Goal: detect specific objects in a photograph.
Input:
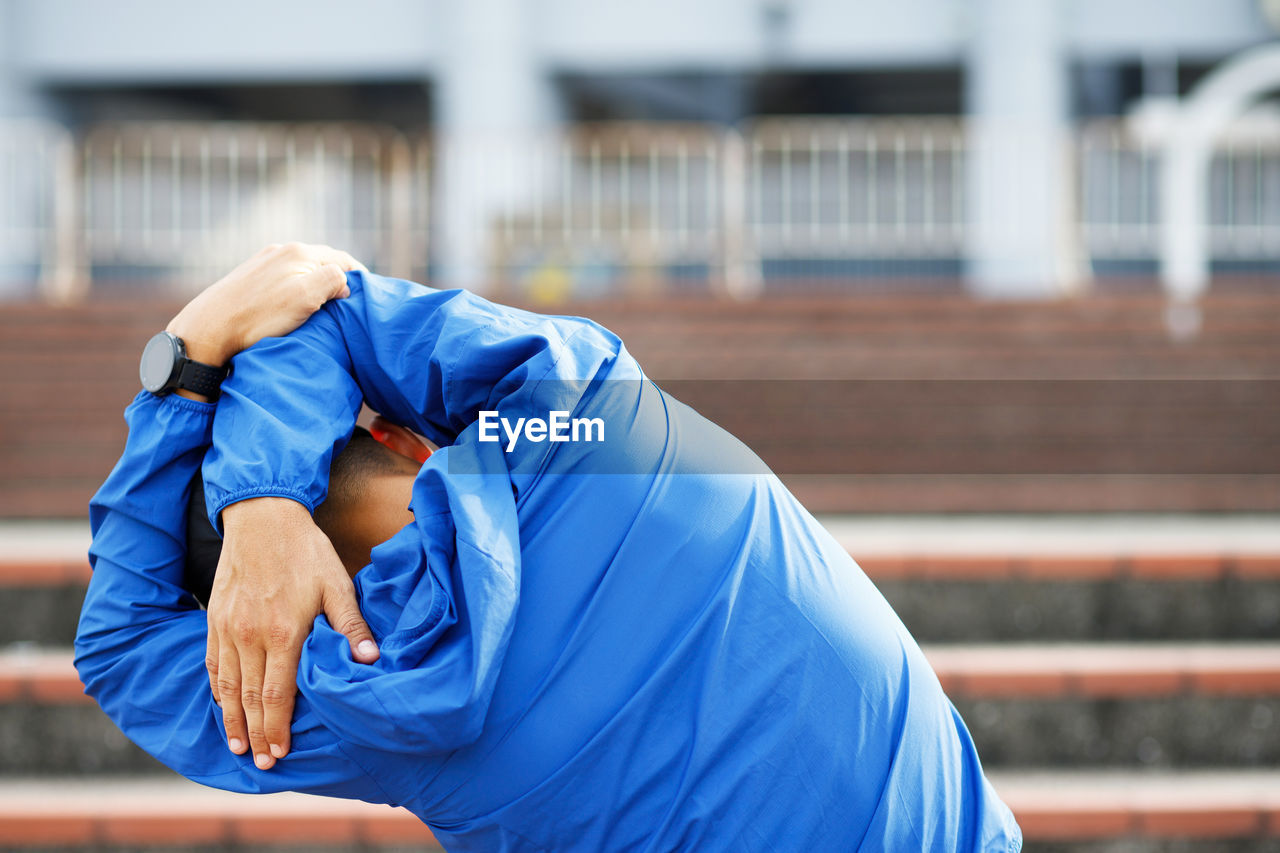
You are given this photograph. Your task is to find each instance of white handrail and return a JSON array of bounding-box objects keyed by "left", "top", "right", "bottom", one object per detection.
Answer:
[
  {"left": 1, "top": 115, "right": 1277, "bottom": 303},
  {"left": 1161, "top": 44, "right": 1280, "bottom": 306}
]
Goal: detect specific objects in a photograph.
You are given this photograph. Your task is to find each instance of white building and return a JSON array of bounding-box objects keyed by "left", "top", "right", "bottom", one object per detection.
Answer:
[{"left": 0, "top": 0, "right": 1276, "bottom": 298}]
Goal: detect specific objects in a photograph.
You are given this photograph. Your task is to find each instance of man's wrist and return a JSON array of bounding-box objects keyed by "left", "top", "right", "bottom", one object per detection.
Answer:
[
  {"left": 163, "top": 318, "right": 234, "bottom": 401},
  {"left": 164, "top": 326, "right": 232, "bottom": 369},
  {"left": 222, "top": 495, "right": 312, "bottom": 532}
]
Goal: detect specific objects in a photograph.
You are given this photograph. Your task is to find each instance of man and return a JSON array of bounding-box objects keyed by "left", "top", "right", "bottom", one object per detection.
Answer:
[{"left": 77, "top": 244, "right": 1022, "bottom": 852}]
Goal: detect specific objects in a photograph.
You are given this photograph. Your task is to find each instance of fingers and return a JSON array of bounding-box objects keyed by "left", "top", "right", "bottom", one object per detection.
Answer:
[
  {"left": 279, "top": 242, "right": 367, "bottom": 273},
  {"left": 206, "top": 624, "right": 221, "bottom": 707},
  {"left": 328, "top": 247, "right": 367, "bottom": 273},
  {"left": 234, "top": 641, "right": 275, "bottom": 770},
  {"left": 216, "top": 642, "right": 250, "bottom": 759},
  {"left": 299, "top": 262, "right": 351, "bottom": 304},
  {"left": 207, "top": 502, "right": 353, "bottom": 772},
  {"left": 261, "top": 645, "right": 299, "bottom": 761},
  {"left": 323, "top": 582, "right": 380, "bottom": 664},
  {"left": 314, "top": 245, "right": 367, "bottom": 273}
]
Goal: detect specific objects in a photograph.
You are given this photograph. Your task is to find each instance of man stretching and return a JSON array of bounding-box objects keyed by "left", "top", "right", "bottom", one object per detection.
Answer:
[{"left": 77, "top": 244, "right": 1022, "bottom": 852}]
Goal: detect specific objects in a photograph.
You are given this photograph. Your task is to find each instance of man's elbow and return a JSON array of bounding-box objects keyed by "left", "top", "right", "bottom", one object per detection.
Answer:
[
  {"left": 73, "top": 622, "right": 114, "bottom": 706},
  {"left": 72, "top": 599, "right": 135, "bottom": 710}
]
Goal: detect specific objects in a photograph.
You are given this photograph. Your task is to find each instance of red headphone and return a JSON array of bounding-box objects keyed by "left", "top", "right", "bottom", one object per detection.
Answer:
[{"left": 369, "top": 419, "right": 433, "bottom": 464}]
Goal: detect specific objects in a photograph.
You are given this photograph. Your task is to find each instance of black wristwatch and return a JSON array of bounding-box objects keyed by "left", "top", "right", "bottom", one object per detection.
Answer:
[{"left": 139, "top": 331, "right": 229, "bottom": 400}]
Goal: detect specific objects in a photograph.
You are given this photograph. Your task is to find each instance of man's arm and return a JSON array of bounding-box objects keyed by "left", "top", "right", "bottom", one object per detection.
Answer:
[
  {"left": 74, "top": 392, "right": 389, "bottom": 801},
  {"left": 205, "top": 270, "right": 632, "bottom": 517},
  {"left": 92, "top": 242, "right": 382, "bottom": 775},
  {"left": 201, "top": 271, "right": 635, "bottom": 763}
]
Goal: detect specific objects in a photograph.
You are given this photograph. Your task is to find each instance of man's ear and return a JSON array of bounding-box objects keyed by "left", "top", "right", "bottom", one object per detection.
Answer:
[{"left": 369, "top": 415, "right": 433, "bottom": 463}]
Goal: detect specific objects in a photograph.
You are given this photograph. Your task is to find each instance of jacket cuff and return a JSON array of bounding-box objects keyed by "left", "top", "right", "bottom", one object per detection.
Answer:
[{"left": 206, "top": 486, "right": 314, "bottom": 536}]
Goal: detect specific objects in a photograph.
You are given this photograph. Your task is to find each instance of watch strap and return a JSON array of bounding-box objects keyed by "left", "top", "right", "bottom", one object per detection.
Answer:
[{"left": 176, "top": 359, "right": 229, "bottom": 400}]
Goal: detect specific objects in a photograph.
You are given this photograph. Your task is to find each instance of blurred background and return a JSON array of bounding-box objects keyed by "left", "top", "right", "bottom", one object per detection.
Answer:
[{"left": 0, "top": 0, "right": 1278, "bottom": 851}]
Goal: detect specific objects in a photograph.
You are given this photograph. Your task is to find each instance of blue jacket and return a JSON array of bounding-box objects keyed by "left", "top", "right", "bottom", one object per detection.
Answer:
[{"left": 77, "top": 272, "right": 1022, "bottom": 852}]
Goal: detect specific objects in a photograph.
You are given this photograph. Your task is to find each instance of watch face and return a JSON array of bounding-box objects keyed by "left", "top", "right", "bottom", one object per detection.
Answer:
[{"left": 140, "top": 332, "right": 179, "bottom": 393}]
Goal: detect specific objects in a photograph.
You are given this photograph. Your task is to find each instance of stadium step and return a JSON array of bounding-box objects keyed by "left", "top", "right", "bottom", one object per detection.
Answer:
[
  {"left": 5, "top": 515, "right": 1280, "bottom": 644},
  {"left": 0, "top": 772, "right": 1277, "bottom": 851},
  {"left": 5, "top": 292, "right": 1280, "bottom": 516},
  {"left": 7, "top": 644, "right": 1278, "bottom": 707},
  {"left": 6, "top": 553, "right": 1279, "bottom": 644},
  {"left": 4, "top": 643, "right": 1279, "bottom": 775},
  {"left": 990, "top": 769, "right": 1280, "bottom": 850},
  {"left": 4, "top": 518, "right": 1279, "bottom": 848},
  {"left": 871, "top": 554, "right": 1280, "bottom": 642},
  {"left": 0, "top": 776, "right": 440, "bottom": 850}
]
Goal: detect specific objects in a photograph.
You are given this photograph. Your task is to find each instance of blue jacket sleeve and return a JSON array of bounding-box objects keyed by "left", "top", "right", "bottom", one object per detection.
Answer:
[
  {"left": 198, "top": 272, "right": 644, "bottom": 765},
  {"left": 202, "top": 270, "right": 634, "bottom": 525},
  {"left": 75, "top": 391, "right": 393, "bottom": 804}
]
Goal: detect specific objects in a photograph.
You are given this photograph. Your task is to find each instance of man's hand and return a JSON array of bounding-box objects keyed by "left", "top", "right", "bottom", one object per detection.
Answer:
[
  {"left": 166, "top": 242, "right": 364, "bottom": 373},
  {"left": 208, "top": 497, "right": 380, "bottom": 770},
  {"left": 180, "top": 243, "right": 372, "bottom": 769}
]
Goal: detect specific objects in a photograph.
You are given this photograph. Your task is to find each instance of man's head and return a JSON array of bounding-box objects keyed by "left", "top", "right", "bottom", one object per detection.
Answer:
[
  {"left": 313, "top": 425, "right": 421, "bottom": 575},
  {"left": 185, "top": 422, "right": 427, "bottom": 607}
]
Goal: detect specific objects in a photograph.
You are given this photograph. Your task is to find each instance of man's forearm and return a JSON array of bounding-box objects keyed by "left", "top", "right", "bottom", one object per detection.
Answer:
[
  {"left": 203, "top": 271, "right": 628, "bottom": 520},
  {"left": 77, "top": 393, "right": 217, "bottom": 766},
  {"left": 77, "top": 361, "right": 384, "bottom": 799}
]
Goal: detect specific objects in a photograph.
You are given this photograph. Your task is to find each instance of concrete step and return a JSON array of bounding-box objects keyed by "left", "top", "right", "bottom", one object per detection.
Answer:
[
  {"left": 0, "top": 771, "right": 1277, "bottom": 850},
  {"left": 990, "top": 769, "right": 1280, "bottom": 849},
  {"left": 0, "top": 776, "right": 439, "bottom": 851},
  {"left": 5, "top": 564, "right": 1278, "bottom": 644},
  {"left": 875, "top": 570, "right": 1280, "bottom": 643},
  {"left": 937, "top": 643, "right": 1280, "bottom": 768},
  {"left": 4, "top": 644, "right": 1279, "bottom": 775},
  {"left": 5, "top": 515, "right": 1280, "bottom": 644}
]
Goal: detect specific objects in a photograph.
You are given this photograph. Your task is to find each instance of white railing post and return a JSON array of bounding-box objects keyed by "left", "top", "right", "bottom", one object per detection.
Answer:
[
  {"left": 41, "top": 126, "right": 85, "bottom": 304},
  {"left": 720, "top": 128, "right": 760, "bottom": 300},
  {"left": 387, "top": 133, "right": 415, "bottom": 281},
  {"left": 1160, "top": 44, "right": 1280, "bottom": 337}
]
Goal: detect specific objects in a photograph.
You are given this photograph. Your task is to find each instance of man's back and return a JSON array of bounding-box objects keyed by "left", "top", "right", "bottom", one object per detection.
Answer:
[{"left": 334, "top": 370, "right": 1020, "bottom": 851}]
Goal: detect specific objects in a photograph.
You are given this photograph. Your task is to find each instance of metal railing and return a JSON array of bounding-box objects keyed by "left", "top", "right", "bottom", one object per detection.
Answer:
[
  {"left": 465, "top": 124, "right": 727, "bottom": 298},
  {"left": 77, "top": 122, "right": 426, "bottom": 295},
  {"left": 1079, "top": 117, "right": 1280, "bottom": 265},
  {"left": 1, "top": 116, "right": 1277, "bottom": 301},
  {"left": 0, "top": 120, "right": 77, "bottom": 301},
  {"left": 745, "top": 119, "right": 966, "bottom": 258}
]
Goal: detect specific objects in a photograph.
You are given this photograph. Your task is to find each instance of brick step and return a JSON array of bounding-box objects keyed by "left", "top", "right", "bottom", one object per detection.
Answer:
[
  {"left": 19, "top": 476, "right": 1277, "bottom": 518},
  {"left": 6, "top": 290, "right": 1279, "bottom": 326},
  {"left": 788, "top": 476, "right": 1280, "bottom": 514},
  {"left": 12, "top": 474, "right": 1272, "bottom": 521},
  {"left": 990, "top": 769, "right": 1280, "bottom": 847},
  {"left": 8, "top": 323, "right": 1278, "bottom": 353},
  {"left": 9, "top": 644, "right": 1268, "bottom": 705},
  {"left": 6, "top": 302, "right": 1279, "bottom": 371},
  {"left": 6, "top": 292, "right": 1280, "bottom": 517},
  {"left": 5, "top": 551, "right": 1279, "bottom": 645},
  {"left": 9, "top": 439, "right": 1278, "bottom": 485},
  {"left": 3, "top": 645, "right": 1278, "bottom": 775},
  {"left": 0, "top": 776, "right": 439, "bottom": 850},
  {"left": 0, "top": 771, "right": 1277, "bottom": 850},
  {"left": 7, "top": 343, "right": 1278, "bottom": 382}
]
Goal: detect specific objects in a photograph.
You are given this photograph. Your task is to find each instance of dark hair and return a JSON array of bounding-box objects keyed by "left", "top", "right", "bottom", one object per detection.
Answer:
[
  {"left": 183, "top": 425, "right": 410, "bottom": 607},
  {"left": 317, "top": 426, "right": 412, "bottom": 524}
]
